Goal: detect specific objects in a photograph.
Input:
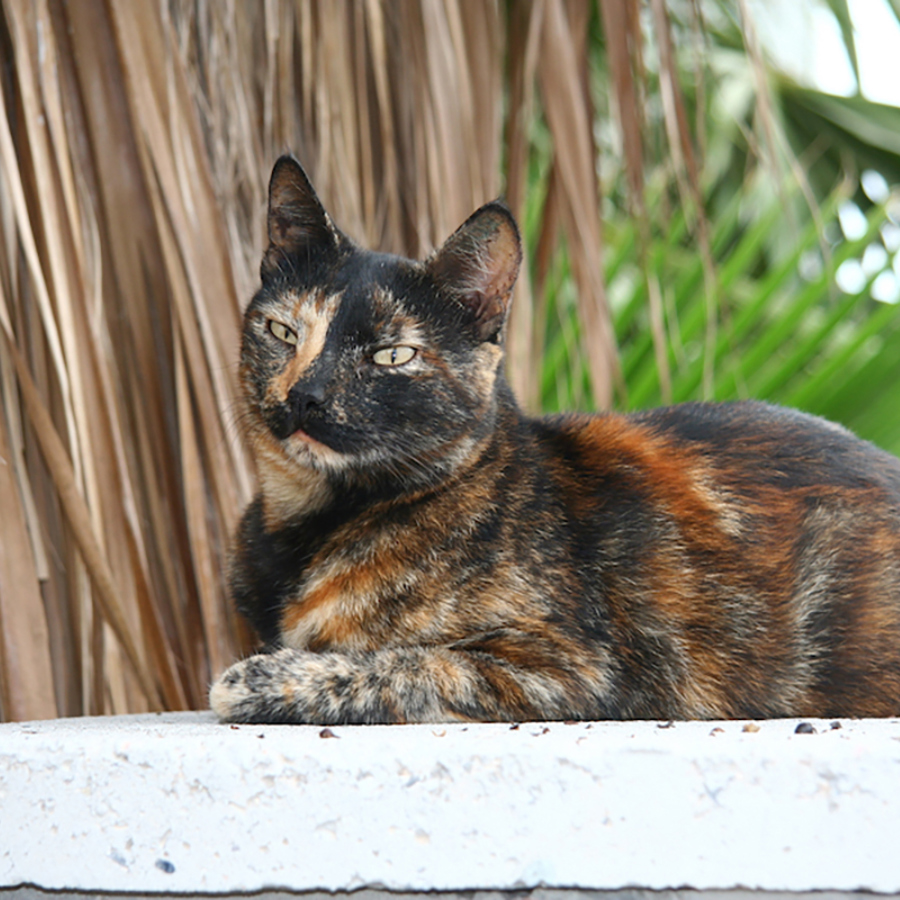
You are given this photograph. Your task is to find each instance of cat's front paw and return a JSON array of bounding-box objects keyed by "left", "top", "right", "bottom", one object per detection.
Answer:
[{"left": 210, "top": 652, "right": 297, "bottom": 724}]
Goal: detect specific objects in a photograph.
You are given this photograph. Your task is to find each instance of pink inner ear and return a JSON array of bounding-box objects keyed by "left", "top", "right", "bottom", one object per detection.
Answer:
[
  {"left": 476, "top": 220, "right": 522, "bottom": 300},
  {"left": 429, "top": 204, "right": 523, "bottom": 340}
]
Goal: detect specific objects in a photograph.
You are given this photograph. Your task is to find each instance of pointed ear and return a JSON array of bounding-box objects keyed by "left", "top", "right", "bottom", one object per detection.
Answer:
[
  {"left": 427, "top": 202, "right": 522, "bottom": 342},
  {"left": 262, "top": 155, "right": 343, "bottom": 280}
]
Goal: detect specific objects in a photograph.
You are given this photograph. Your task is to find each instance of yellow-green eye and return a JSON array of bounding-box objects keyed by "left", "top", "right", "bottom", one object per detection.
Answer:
[
  {"left": 373, "top": 346, "right": 417, "bottom": 367},
  {"left": 268, "top": 320, "right": 298, "bottom": 345}
]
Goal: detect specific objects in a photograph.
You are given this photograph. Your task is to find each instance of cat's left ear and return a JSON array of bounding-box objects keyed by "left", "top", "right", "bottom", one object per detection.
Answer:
[
  {"left": 262, "top": 155, "right": 345, "bottom": 280},
  {"left": 427, "top": 202, "right": 522, "bottom": 342}
]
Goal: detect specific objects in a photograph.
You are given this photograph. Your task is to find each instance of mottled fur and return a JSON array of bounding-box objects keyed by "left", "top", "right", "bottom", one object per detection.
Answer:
[{"left": 210, "top": 155, "right": 900, "bottom": 724}]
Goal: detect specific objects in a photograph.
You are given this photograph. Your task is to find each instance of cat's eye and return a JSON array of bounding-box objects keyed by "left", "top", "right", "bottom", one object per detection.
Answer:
[
  {"left": 373, "top": 346, "right": 417, "bottom": 367},
  {"left": 268, "top": 320, "right": 298, "bottom": 346}
]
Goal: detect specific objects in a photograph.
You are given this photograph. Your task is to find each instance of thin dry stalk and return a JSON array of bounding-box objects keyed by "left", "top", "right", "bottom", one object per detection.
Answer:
[
  {"left": 600, "top": 0, "right": 670, "bottom": 402},
  {"left": 538, "top": 0, "right": 622, "bottom": 408},
  {"left": 505, "top": 0, "right": 544, "bottom": 410},
  {"left": 649, "top": 0, "right": 717, "bottom": 399}
]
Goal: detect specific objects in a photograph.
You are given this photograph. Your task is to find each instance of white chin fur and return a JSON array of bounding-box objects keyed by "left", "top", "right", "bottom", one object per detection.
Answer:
[{"left": 283, "top": 431, "right": 354, "bottom": 472}]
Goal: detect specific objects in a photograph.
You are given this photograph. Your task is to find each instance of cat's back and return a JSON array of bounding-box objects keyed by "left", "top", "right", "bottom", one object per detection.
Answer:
[{"left": 533, "top": 399, "right": 900, "bottom": 502}]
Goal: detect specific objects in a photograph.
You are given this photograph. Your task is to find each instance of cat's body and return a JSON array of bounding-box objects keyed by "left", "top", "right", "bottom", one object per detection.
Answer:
[{"left": 210, "top": 155, "right": 900, "bottom": 724}]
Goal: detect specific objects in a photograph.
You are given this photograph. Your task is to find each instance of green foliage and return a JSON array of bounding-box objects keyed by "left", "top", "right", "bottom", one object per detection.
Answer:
[{"left": 527, "top": 1, "right": 900, "bottom": 458}]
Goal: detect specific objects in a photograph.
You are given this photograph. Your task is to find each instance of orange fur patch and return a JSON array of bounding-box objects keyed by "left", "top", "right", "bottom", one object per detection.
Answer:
[
  {"left": 280, "top": 539, "right": 408, "bottom": 651},
  {"left": 267, "top": 292, "right": 341, "bottom": 403}
]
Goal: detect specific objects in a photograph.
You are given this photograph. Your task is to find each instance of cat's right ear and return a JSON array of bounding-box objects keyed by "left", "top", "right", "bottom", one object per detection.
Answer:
[{"left": 261, "top": 155, "right": 343, "bottom": 281}]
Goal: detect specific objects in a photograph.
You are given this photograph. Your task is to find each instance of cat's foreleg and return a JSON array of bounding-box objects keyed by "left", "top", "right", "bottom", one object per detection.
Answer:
[{"left": 209, "top": 644, "right": 590, "bottom": 724}]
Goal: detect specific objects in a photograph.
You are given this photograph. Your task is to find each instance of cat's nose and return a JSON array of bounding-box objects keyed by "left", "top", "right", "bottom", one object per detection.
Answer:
[{"left": 288, "top": 381, "right": 325, "bottom": 420}]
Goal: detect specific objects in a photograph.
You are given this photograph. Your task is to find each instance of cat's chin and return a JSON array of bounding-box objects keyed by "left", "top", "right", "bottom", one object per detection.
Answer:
[{"left": 282, "top": 428, "right": 351, "bottom": 472}]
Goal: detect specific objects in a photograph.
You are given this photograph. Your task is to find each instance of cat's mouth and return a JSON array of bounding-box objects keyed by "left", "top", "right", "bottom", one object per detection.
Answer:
[
  {"left": 262, "top": 403, "right": 365, "bottom": 472},
  {"left": 266, "top": 404, "right": 335, "bottom": 450},
  {"left": 289, "top": 426, "right": 330, "bottom": 451},
  {"left": 279, "top": 423, "right": 357, "bottom": 473}
]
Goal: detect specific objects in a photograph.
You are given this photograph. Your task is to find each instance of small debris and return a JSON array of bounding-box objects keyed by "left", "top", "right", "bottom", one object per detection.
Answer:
[
  {"left": 657, "top": 721, "right": 675, "bottom": 729},
  {"left": 742, "top": 722, "right": 760, "bottom": 733},
  {"left": 564, "top": 719, "right": 579, "bottom": 725},
  {"left": 319, "top": 727, "right": 338, "bottom": 739},
  {"left": 432, "top": 729, "right": 447, "bottom": 737},
  {"left": 709, "top": 727, "right": 724, "bottom": 736},
  {"left": 229, "top": 725, "right": 240, "bottom": 731},
  {"left": 257, "top": 733, "right": 265, "bottom": 739},
  {"left": 830, "top": 720, "right": 842, "bottom": 730},
  {"left": 509, "top": 723, "right": 520, "bottom": 730},
  {"left": 155, "top": 859, "right": 175, "bottom": 874},
  {"left": 794, "top": 722, "right": 816, "bottom": 734},
  {"left": 541, "top": 726, "right": 550, "bottom": 734}
]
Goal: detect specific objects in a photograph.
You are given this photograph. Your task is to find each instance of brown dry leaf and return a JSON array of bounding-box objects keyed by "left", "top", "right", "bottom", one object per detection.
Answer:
[
  {"left": 600, "top": 0, "right": 668, "bottom": 402},
  {"left": 599, "top": 0, "right": 644, "bottom": 208},
  {"left": 0, "top": 370, "right": 56, "bottom": 721},
  {"left": 538, "top": 0, "right": 622, "bottom": 409},
  {"left": 2, "top": 321, "right": 162, "bottom": 709},
  {"left": 649, "top": 0, "right": 717, "bottom": 398}
]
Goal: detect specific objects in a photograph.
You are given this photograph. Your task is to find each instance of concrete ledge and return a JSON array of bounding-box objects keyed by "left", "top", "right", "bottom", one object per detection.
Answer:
[{"left": 2, "top": 713, "right": 900, "bottom": 895}]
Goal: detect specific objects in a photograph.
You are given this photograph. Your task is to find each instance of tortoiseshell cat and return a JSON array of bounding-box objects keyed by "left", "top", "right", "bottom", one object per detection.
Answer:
[{"left": 210, "top": 155, "right": 900, "bottom": 724}]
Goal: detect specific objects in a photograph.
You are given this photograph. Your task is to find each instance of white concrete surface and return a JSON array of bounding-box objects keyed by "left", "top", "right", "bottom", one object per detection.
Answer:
[{"left": 1, "top": 713, "right": 900, "bottom": 895}]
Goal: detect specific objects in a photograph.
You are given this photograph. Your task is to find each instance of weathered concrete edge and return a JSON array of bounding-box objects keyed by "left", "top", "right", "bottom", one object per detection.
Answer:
[
  {"left": 2, "top": 888, "right": 899, "bottom": 900},
  {"left": 2, "top": 713, "right": 899, "bottom": 895}
]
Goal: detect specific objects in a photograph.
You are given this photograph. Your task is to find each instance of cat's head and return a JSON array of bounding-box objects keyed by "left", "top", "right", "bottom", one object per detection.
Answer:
[{"left": 240, "top": 155, "right": 522, "bottom": 495}]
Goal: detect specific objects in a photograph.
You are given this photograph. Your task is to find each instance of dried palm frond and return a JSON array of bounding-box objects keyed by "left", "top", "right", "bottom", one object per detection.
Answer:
[{"left": 0, "top": 0, "right": 613, "bottom": 719}]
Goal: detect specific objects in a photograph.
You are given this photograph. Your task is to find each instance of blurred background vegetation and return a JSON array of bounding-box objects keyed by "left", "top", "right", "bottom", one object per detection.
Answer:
[{"left": 1, "top": 0, "right": 899, "bottom": 720}]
